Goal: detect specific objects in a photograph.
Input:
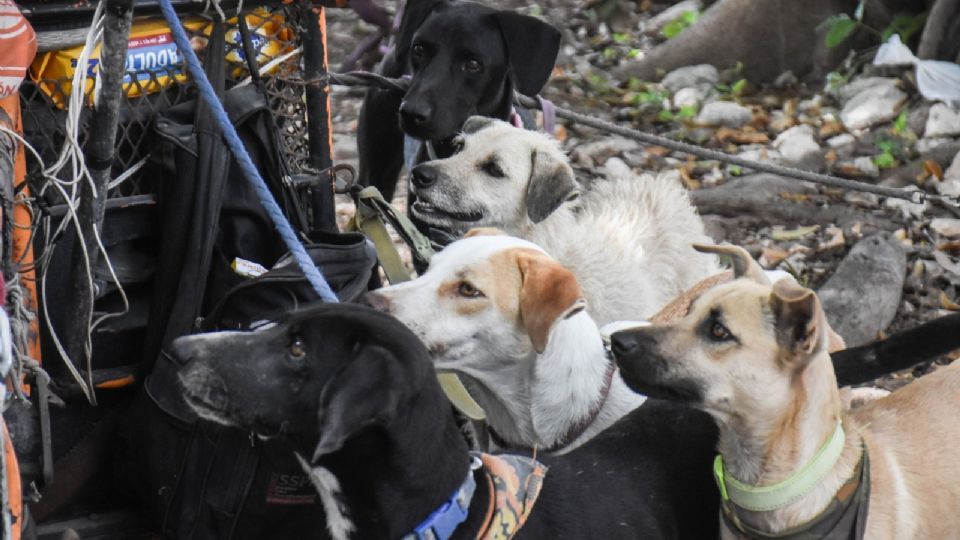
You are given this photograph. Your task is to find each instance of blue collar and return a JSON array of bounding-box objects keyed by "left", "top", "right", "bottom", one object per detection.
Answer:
[{"left": 404, "top": 456, "right": 481, "bottom": 540}]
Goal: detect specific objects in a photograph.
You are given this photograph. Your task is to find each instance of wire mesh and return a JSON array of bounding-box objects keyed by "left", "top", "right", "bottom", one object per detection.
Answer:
[{"left": 19, "top": 6, "right": 314, "bottom": 200}]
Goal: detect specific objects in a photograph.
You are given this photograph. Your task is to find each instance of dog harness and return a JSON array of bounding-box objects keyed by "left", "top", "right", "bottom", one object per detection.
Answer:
[
  {"left": 403, "top": 453, "right": 547, "bottom": 540},
  {"left": 475, "top": 452, "right": 548, "bottom": 540},
  {"left": 715, "top": 421, "right": 871, "bottom": 540}
]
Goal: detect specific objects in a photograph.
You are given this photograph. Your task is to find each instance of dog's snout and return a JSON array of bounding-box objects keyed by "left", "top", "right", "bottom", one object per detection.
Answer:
[
  {"left": 399, "top": 100, "right": 431, "bottom": 126},
  {"left": 610, "top": 331, "right": 641, "bottom": 357},
  {"left": 411, "top": 164, "right": 439, "bottom": 189},
  {"left": 359, "top": 292, "right": 393, "bottom": 313}
]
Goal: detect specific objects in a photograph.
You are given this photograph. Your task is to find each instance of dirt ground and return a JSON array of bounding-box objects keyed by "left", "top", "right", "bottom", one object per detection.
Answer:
[{"left": 321, "top": 0, "right": 960, "bottom": 388}]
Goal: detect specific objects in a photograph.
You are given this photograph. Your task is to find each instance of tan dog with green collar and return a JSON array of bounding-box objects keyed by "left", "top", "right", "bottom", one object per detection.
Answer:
[{"left": 610, "top": 243, "right": 960, "bottom": 539}]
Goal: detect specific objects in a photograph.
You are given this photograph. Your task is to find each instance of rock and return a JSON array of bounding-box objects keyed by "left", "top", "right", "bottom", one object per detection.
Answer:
[
  {"left": 931, "top": 218, "right": 960, "bottom": 239},
  {"left": 843, "top": 190, "right": 880, "bottom": 208},
  {"left": 908, "top": 102, "right": 932, "bottom": 135},
  {"left": 817, "top": 233, "right": 906, "bottom": 347},
  {"left": 673, "top": 86, "right": 706, "bottom": 109},
  {"left": 772, "top": 125, "right": 823, "bottom": 169},
  {"left": 834, "top": 156, "right": 880, "bottom": 178},
  {"left": 826, "top": 133, "right": 856, "bottom": 157},
  {"left": 916, "top": 137, "right": 953, "bottom": 153},
  {"left": 773, "top": 71, "right": 798, "bottom": 89},
  {"left": 946, "top": 150, "right": 960, "bottom": 181},
  {"left": 883, "top": 187, "right": 928, "bottom": 219},
  {"left": 661, "top": 64, "right": 718, "bottom": 93},
  {"left": 939, "top": 179, "right": 960, "bottom": 197},
  {"left": 644, "top": 0, "right": 703, "bottom": 34},
  {"left": 768, "top": 110, "right": 796, "bottom": 134},
  {"left": 570, "top": 137, "right": 643, "bottom": 167},
  {"left": 829, "top": 77, "right": 898, "bottom": 104},
  {"left": 924, "top": 103, "right": 960, "bottom": 138},
  {"left": 840, "top": 82, "right": 907, "bottom": 130},
  {"left": 602, "top": 157, "right": 633, "bottom": 180},
  {"left": 696, "top": 101, "right": 752, "bottom": 128}
]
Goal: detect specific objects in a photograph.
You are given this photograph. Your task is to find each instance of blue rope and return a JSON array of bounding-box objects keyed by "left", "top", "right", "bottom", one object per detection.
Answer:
[{"left": 158, "top": 0, "right": 339, "bottom": 303}]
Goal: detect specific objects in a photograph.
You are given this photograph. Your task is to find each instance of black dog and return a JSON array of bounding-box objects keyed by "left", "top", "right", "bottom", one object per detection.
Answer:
[
  {"left": 173, "top": 303, "right": 721, "bottom": 539},
  {"left": 356, "top": 0, "right": 561, "bottom": 203}
]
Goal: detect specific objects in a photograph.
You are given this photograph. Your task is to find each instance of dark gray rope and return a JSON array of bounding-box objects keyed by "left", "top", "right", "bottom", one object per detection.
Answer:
[{"left": 306, "top": 71, "right": 959, "bottom": 207}]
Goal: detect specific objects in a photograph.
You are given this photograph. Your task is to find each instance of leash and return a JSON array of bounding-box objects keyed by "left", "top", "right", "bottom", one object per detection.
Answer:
[
  {"left": 292, "top": 70, "right": 960, "bottom": 207},
  {"left": 333, "top": 169, "right": 487, "bottom": 421},
  {"left": 158, "top": 0, "right": 339, "bottom": 303}
]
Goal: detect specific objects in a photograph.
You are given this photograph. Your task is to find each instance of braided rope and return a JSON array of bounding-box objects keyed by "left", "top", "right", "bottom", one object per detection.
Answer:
[
  {"left": 303, "top": 70, "right": 958, "bottom": 207},
  {"left": 158, "top": 0, "right": 339, "bottom": 303}
]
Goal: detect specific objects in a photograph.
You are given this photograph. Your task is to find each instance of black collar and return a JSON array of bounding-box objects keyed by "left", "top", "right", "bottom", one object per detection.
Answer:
[{"left": 489, "top": 360, "right": 617, "bottom": 453}]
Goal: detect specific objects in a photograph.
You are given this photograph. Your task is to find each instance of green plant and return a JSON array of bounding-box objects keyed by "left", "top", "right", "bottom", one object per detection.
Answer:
[
  {"left": 873, "top": 151, "right": 896, "bottom": 169},
  {"left": 661, "top": 10, "right": 699, "bottom": 39},
  {"left": 657, "top": 109, "right": 675, "bottom": 122},
  {"left": 730, "top": 78, "right": 748, "bottom": 96},
  {"left": 892, "top": 111, "right": 908, "bottom": 135},
  {"left": 819, "top": 1, "right": 927, "bottom": 49},
  {"left": 677, "top": 104, "right": 698, "bottom": 120}
]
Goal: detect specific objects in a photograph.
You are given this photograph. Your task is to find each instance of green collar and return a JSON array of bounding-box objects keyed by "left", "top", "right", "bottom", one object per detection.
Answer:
[{"left": 714, "top": 420, "right": 845, "bottom": 512}]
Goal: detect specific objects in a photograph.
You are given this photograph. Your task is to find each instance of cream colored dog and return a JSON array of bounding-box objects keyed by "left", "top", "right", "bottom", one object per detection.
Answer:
[
  {"left": 363, "top": 232, "right": 646, "bottom": 453},
  {"left": 611, "top": 244, "right": 960, "bottom": 539},
  {"left": 408, "top": 116, "right": 719, "bottom": 324}
]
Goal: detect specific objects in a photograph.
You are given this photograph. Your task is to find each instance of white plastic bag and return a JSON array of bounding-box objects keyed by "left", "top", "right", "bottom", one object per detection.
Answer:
[{"left": 874, "top": 34, "right": 960, "bottom": 105}]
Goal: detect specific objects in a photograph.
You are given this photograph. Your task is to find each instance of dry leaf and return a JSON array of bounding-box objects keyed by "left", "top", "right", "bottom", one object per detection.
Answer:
[
  {"left": 940, "top": 291, "right": 960, "bottom": 311},
  {"left": 646, "top": 146, "right": 671, "bottom": 157},
  {"left": 715, "top": 127, "right": 769, "bottom": 144},
  {"left": 780, "top": 192, "right": 810, "bottom": 203},
  {"left": 819, "top": 120, "right": 845, "bottom": 139},
  {"left": 819, "top": 226, "right": 845, "bottom": 252},
  {"left": 759, "top": 247, "right": 789, "bottom": 267},
  {"left": 938, "top": 241, "right": 960, "bottom": 256},
  {"left": 924, "top": 160, "right": 944, "bottom": 181},
  {"left": 771, "top": 225, "right": 819, "bottom": 241},
  {"left": 679, "top": 167, "right": 700, "bottom": 190}
]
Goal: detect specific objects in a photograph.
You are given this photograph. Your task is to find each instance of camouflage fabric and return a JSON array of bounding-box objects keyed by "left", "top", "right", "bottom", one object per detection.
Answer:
[{"left": 474, "top": 452, "right": 548, "bottom": 540}]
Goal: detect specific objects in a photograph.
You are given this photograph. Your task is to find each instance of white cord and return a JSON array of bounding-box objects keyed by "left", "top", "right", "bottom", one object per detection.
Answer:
[{"left": 236, "top": 46, "right": 303, "bottom": 87}]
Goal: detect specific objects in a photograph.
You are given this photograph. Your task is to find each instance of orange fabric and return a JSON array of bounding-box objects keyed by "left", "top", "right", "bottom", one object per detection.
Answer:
[
  {"left": 3, "top": 421, "right": 21, "bottom": 540},
  {"left": 476, "top": 453, "right": 547, "bottom": 540}
]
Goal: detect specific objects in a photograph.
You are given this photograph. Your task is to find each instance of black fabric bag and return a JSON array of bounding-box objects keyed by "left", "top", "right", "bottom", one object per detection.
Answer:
[{"left": 121, "top": 21, "right": 376, "bottom": 539}]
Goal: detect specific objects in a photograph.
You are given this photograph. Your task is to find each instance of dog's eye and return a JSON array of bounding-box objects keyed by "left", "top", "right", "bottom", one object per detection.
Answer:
[
  {"left": 481, "top": 160, "right": 504, "bottom": 179},
  {"left": 451, "top": 136, "right": 465, "bottom": 153},
  {"left": 463, "top": 58, "right": 482, "bottom": 73},
  {"left": 457, "top": 281, "right": 484, "bottom": 298},
  {"left": 411, "top": 43, "right": 425, "bottom": 59},
  {"left": 708, "top": 322, "right": 733, "bottom": 342},
  {"left": 289, "top": 336, "right": 307, "bottom": 360}
]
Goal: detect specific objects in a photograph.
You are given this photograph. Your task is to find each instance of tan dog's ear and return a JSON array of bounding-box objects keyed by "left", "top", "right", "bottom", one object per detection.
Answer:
[
  {"left": 464, "top": 227, "right": 507, "bottom": 238},
  {"left": 694, "top": 243, "right": 769, "bottom": 284},
  {"left": 771, "top": 279, "right": 825, "bottom": 365},
  {"left": 526, "top": 150, "right": 580, "bottom": 224},
  {"left": 517, "top": 251, "right": 586, "bottom": 353}
]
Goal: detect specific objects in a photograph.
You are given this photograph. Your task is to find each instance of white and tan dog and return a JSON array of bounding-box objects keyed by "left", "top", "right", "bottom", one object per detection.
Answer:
[
  {"left": 363, "top": 232, "right": 646, "bottom": 453},
  {"left": 611, "top": 244, "right": 960, "bottom": 539},
  {"left": 408, "top": 116, "right": 720, "bottom": 324}
]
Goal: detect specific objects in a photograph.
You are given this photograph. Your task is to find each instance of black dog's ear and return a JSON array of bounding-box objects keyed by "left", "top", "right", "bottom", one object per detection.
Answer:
[
  {"left": 526, "top": 150, "right": 579, "bottom": 223},
  {"left": 312, "top": 344, "right": 404, "bottom": 460},
  {"left": 462, "top": 115, "right": 497, "bottom": 134},
  {"left": 395, "top": 0, "right": 448, "bottom": 61},
  {"left": 492, "top": 12, "right": 561, "bottom": 96}
]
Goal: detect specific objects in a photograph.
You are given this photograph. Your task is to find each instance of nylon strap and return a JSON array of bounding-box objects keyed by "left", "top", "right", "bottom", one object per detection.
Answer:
[
  {"left": 349, "top": 187, "right": 485, "bottom": 420},
  {"left": 715, "top": 420, "right": 846, "bottom": 512}
]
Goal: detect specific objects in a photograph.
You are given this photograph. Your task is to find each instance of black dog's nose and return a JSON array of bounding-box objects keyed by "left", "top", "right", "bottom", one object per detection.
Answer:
[
  {"left": 610, "top": 331, "right": 640, "bottom": 357},
  {"left": 399, "top": 101, "right": 431, "bottom": 126},
  {"left": 359, "top": 292, "right": 392, "bottom": 313},
  {"left": 411, "top": 164, "right": 438, "bottom": 189}
]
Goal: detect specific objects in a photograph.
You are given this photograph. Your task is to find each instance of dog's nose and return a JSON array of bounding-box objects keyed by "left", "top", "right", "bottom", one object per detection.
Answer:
[
  {"left": 399, "top": 101, "right": 431, "bottom": 126},
  {"left": 610, "top": 331, "right": 640, "bottom": 357},
  {"left": 411, "top": 164, "right": 438, "bottom": 189},
  {"left": 359, "top": 292, "right": 392, "bottom": 313}
]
